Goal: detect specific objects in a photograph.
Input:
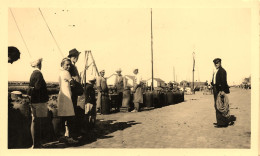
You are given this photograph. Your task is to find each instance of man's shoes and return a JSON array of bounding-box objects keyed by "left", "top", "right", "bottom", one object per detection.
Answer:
[
  {"left": 229, "top": 121, "right": 235, "bottom": 126},
  {"left": 131, "top": 109, "right": 137, "bottom": 113},
  {"left": 229, "top": 115, "right": 236, "bottom": 122},
  {"left": 66, "top": 137, "right": 79, "bottom": 144},
  {"left": 214, "top": 124, "right": 228, "bottom": 128}
]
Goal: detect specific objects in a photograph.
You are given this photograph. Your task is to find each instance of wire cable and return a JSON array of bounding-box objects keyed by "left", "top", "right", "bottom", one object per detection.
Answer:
[
  {"left": 38, "top": 8, "right": 64, "bottom": 58},
  {"left": 9, "top": 8, "right": 32, "bottom": 58}
]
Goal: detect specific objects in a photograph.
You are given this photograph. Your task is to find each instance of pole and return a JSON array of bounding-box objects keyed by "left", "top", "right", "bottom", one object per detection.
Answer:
[
  {"left": 89, "top": 51, "right": 100, "bottom": 76},
  {"left": 192, "top": 52, "right": 195, "bottom": 94},
  {"left": 151, "top": 8, "right": 154, "bottom": 91}
]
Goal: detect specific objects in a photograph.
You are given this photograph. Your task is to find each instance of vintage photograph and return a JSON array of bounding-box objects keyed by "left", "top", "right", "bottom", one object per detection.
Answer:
[{"left": 6, "top": 4, "right": 254, "bottom": 153}]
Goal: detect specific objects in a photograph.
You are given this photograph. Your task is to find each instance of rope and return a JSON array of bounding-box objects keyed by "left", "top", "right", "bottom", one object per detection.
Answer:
[
  {"left": 9, "top": 8, "right": 32, "bottom": 58},
  {"left": 38, "top": 8, "right": 64, "bottom": 58}
]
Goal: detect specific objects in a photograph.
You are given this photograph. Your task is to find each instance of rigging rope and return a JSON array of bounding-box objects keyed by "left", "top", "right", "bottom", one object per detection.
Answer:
[
  {"left": 38, "top": 8, "right": 64, "bottom": 58},
  {"left": 9, "top": 8, "right": 32, "bottom": 58}
]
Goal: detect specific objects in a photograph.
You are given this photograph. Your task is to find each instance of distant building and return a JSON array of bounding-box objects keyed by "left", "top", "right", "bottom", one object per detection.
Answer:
[{"left": 146, "top": 78, "right": 165, "bottom": 87}]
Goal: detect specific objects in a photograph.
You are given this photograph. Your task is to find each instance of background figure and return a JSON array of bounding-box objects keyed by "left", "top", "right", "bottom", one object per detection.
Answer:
[
  {"left": 28, "top": 58, "right": 49, "bottom": 148},
  {"left": 132, "top": 68, "right": 143, "bottom": 112},
  {"left": 57, "top": 58, "right": 77, "bottom": 143},
  {"left": 211, "top": 58, "right": 235, "bottom": 128},
  {"left": 8, "top": 46, "right": 20, "bottom": 64},
  {"left": 114, "top": 68, "right": 124, "bottom": 111},
  {"left": 84, "top": 75, "right": 97, "bottom": 130},
  {"left": 96, "top": 70, "right": 109, "bottom": 114},
  {"left": 67, "top": 48, "right": 81, "bottom": 138}
]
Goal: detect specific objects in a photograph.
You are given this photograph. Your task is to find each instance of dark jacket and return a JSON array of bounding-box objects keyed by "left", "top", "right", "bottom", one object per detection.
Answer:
[
  {"left": 28, "top": 70, "right": 49, "bottom": 103},
  {"left": 85, "top": 83, "right": 96, "bottom": 105},
  {"left": 212, "top": 67, "right": 230, "bottom": 94}
]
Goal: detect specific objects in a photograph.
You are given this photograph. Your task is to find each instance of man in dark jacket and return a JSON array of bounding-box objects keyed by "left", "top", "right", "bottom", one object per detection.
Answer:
[
  {"left": 28, "top": 58, "right": 49, "bottom": 148},
  {"left": 211, "top": 58, "right": 235, "bottom": 128},
  {"left": 68, "top": 48, "right": 81, "bottom": 138}
]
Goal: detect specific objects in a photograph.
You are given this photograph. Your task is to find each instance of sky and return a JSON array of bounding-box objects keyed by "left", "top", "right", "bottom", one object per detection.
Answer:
[{"left": 8, "top": 8, "right": 251, "bottom": 85}]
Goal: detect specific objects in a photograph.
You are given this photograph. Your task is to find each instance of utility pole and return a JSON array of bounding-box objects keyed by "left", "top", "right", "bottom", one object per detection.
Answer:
[{"left": 192, "top": 51, "right": 195, "bottom": 94}]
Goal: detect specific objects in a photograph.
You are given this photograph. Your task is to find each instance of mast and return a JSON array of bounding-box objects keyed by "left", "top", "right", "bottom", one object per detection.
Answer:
[
  {"left": 192, "top": 51, "right": 195, "bottom": 94},
  {"left": 151, "top": 8, "right": 154, "bottom": 91}
]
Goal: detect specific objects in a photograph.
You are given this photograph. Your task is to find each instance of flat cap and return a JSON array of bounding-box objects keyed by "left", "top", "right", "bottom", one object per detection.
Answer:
[{"left": 213, "top": 58, "right": 221, "bottom": 64}]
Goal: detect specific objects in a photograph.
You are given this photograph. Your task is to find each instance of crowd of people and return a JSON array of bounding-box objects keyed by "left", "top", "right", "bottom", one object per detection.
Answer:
[
  {"left": 8, "top": 46, "right": 237, "bottom": 148},
  {"left": 10, "top": 48, "right": 144, "bottom": 148}
]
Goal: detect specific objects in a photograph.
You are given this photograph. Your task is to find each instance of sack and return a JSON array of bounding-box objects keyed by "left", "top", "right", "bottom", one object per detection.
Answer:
[
  {"left": 71, "top": 80, "right": 84, "bottom": 96},
  {"left": 216, "top": 92, "right": 230, "bottom": 118}
]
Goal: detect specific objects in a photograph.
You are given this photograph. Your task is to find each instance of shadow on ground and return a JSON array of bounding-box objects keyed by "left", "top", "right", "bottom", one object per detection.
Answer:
[{"left": 43, "top": 120, "right": 141, "bottom": 148}]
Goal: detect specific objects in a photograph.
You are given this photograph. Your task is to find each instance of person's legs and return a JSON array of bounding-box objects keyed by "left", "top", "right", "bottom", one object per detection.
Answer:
[
  {"left": 31, "top": 116, "right": 42, "bottom": 148},
  {"left": 134, "top": 102, "right": 140, "bottom": 112}
]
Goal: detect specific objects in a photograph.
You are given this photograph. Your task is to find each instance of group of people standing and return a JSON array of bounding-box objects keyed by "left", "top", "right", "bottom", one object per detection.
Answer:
[
  {"left": 26, "top": 48, "right": 145, "bottom": 148},
  {"left": 96, "top": 67, "right": 144, "bottom": 113},
  {"left": 8, "top": 46, "right": 237, "bottom": 148}
]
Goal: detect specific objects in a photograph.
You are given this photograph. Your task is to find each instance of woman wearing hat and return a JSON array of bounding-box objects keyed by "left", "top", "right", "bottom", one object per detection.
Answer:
[
  {"left": 28, "top": 58, "right": 49, "bottom": 148},
  {"left": 132, "top": 68, "right": 143, "bottom": 112}
]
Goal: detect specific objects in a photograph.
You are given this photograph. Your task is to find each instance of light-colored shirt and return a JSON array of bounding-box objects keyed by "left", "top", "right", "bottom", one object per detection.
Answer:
[
  {"left": 134, "top": 73, "right": 142, "bottom": 85},
  {"left": 213, "top": 69, "right": 219, "bottom": 84}
]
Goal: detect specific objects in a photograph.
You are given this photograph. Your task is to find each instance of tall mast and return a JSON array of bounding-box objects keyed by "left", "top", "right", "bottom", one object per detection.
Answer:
[
  {"left": 151, "top": 8, "right": 154, "bottom": 91},
  {"left": 192, "top": 51, "right": 195, "bottom": 94}
]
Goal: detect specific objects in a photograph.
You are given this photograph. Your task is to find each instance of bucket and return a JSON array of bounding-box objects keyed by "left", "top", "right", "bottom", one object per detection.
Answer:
[
  {"left": 101, "top": 94, "right": 110, "bottom": 114},
  {"left": 122, "top": 89, "right": 131, "bottom": 108},
  {"left": 144, "top": 91, "right": 153, "bottom": 107},
  {"left": 11, "top": 91, "right": 22, "bottom": 100},
  {"left": 167, "top": 91, "right": 174, "bottom": 105}
]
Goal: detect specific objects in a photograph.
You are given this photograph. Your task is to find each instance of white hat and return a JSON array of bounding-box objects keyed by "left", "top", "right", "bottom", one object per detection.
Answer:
[
  {"left": 100, "top": 69, "right": 105, "bottom": 73},
  {"left": 115, "top": 68, "right": 122, "bottom": 72},
  {"left": 30, "top": 57, "right": 43, "bottom": 67}
]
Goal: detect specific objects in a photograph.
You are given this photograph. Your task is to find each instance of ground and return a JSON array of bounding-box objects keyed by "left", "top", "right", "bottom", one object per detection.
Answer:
[{"left": 44, "top": 87, "right": 251, "bottom": 148}]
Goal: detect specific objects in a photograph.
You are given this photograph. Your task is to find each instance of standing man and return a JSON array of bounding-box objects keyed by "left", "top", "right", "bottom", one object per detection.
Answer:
[
  {"left": 114, "top": 68, "right": 124, "bottom": 111},
  {"left": 211, "top": 58, "right": 235, "bottom": 128},
  {"left": 96, "top": 70, "right": 109, "bottom": 114},
  {"left": 68, "top": 48, "right": 81, "bottom": 138},
  {"left": 132, "top": 68, "right": 143, "bottom": 112}
]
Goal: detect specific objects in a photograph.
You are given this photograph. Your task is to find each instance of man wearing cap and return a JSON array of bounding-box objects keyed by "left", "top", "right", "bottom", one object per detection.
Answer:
[
  {"left": 132, "top": 68, "right": 143, "bottom": 112},
  {"left": 68, "top": 48, "right": 81, "bottom": 138},
  {"left": 211, "top": 58, "right": 235, "bottom": 127},
  {"left": 114, "top": 68, "right": 124, "bottom": 111},
  {"left": 96, "top": 70, "right": 109, "bottom": 114},
  {"left": 28, "top": 58, "right": 49, "bottom": 148}
]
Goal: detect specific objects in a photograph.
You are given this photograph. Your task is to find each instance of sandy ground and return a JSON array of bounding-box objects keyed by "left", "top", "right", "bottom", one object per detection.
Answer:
[{"left": 63, "top": 87, "right": 250, "bottom": 148}]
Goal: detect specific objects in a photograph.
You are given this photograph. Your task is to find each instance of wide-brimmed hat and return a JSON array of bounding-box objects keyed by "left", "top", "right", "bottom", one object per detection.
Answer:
[
  {"left": 213, "top": 58, "right": 221, "bottom": 64},
  {"left": 68, "top": 48, "right": 81, "bottom": 57},
  {"left": 30, "top": 57, "right": 43, "bottom": 67}
]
